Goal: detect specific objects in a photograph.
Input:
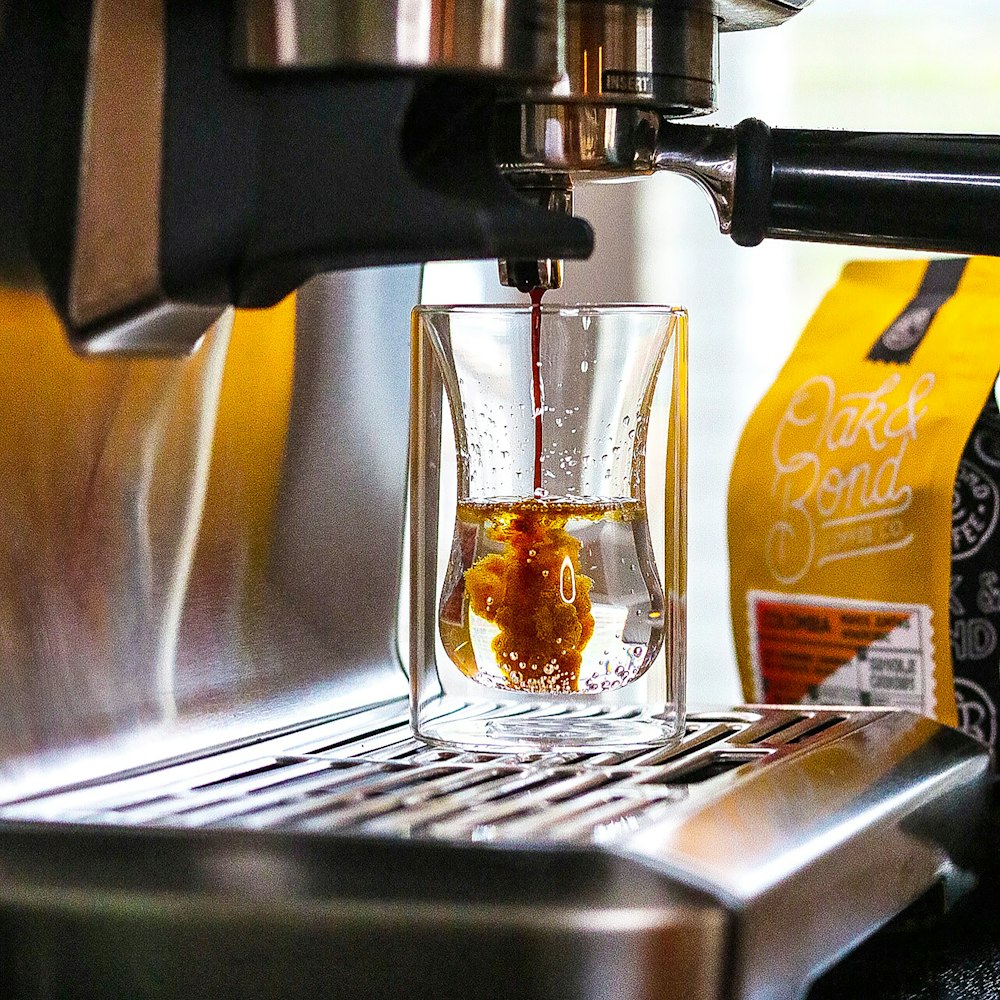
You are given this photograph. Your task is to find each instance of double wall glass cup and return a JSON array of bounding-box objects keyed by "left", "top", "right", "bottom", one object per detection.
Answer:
[{"left": 410, "top": 304, "right": 687, "bottom": 752}]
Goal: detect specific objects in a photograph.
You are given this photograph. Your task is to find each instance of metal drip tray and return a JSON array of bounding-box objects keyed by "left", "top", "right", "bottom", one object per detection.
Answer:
[
  {"left": 2, "top": 703, "right": 856, "bottom": 840},
  {"left": 0, "top": 704, "right": 990, "bottom": 1000}
]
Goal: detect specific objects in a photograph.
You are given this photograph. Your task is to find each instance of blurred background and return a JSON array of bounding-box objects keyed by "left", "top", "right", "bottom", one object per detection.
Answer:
[{"left": 424, "top": 0, "right": 1000, "bottom": 707}]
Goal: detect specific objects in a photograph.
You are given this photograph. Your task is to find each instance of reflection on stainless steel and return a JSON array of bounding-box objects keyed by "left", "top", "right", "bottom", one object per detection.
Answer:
[
  {"left": 498, "top": 105, "right": 740, "bottom": 230},
  {"left": 234, "top": 0, "right": 561, "bottom": 80},
  {"left": 627, "top": 708, "right": 990, "bottom": 1000},
  {"left": 715, "top": 0, "right": 815, "bottom": 30},
  {"left": 0, "top": 706, "right": 988, "bottom": 1000},
  {"left": 0, "top": 298, "right": 235, "bottom": 791},
  {"left": 653, "top": 121, "right": 739, "bottom": 231},
  {"left": 0, "top": 268, "right": 415, "bottom": 804},
  {"left": 75, "top": 299, "right": 228, "bottom": 356},
  {"left": 268, "top": 267, "right": 416, "bottom": 678},
  {"left": 527, "top": 0, "right": 718, "bottom": 116},
  {"left": 0, "top": 817, "right": 728, "bottom": 1000},
  {"left": 154, "top": 309, "right": 235, "bottom": 717},
  {"left": 497, "top": 102, "right": 662, "bottom": 175}
]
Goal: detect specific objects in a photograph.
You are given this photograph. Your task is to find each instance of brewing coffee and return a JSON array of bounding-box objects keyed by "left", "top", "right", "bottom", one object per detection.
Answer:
[
  {"left": 410, "top": 303, "right": 687, "bottom": 751},
  {"left": 439, "top": 496, "right": 663, "bottom": 694}
]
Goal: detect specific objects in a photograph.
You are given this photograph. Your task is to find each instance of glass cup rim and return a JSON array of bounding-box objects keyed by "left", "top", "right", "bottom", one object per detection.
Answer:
[{"left": 413, "top": 302, "right": 686, "bottom": 317}]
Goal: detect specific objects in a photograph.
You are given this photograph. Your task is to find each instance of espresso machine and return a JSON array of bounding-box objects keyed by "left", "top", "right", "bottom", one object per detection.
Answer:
[{"left": 0, "top": 3, "right": 995, "bottom": 998}]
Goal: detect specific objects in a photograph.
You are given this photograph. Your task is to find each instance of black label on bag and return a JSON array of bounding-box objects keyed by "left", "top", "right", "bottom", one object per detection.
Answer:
[
  {"left": 867, "top": 258, "right": 968, "bottom": 365},
  {"left": 952, "top": 387, "right": 1000, "bottom": 750}
]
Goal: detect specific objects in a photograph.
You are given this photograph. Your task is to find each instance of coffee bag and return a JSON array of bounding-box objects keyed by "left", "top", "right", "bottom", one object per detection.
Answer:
[{"left": 729, "top": 257, "right": 1000, "bottom": 744}]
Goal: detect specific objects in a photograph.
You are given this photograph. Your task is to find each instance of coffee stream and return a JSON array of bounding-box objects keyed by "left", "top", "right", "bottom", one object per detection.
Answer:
[{"left": 529, "top": 286, "right": 545, "bottom": 494}]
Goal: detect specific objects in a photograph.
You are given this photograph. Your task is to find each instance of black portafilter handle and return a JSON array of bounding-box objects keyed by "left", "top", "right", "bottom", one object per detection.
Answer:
[{"left": 730, "top": 117, "right": 1000, "bottom": 255}]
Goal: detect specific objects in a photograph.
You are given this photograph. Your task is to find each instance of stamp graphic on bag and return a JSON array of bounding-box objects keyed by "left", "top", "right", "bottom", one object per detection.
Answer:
[
  {"left": 954, "top": 677, "right": 998, "bottom": 748},
  {"left": 952, "top": 459, "right": 999, "bottom": 561},
  {"left": 747, "top": 590, "right": 935, "bottom": 714}
]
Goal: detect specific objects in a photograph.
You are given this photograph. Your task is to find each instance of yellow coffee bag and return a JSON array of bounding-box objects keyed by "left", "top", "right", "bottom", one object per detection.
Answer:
[{"left": 729, "top": 257, "right": 1000, "bottom": 729}]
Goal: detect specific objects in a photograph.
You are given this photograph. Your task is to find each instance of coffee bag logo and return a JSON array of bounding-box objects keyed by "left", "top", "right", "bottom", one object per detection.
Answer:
[
  {"left": 951, "top": 616, "right": 998, "bottom": 662},
  {"left": 978, "top": 571, "right": 1000, "bottom": 615},
  {"left": 954, "top": 677, "right": 998, "bottom": 747},
  {"left": 952, "top": 459, "right": 999, "bottom": 561},
  {"left": 950, "top": 574, "right": 965, "bottom": 615},
  {"left": 880, "top": 307, "right": 933, "bottom": 353},
  {"left": 973, "top": 408, "right": 1000, "bottom": 468},
  {"left": 766, "top": 371, "right": 933, "bottom": 584}
]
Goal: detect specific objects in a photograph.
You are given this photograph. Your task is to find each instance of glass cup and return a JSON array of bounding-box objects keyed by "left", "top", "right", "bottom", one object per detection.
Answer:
[{"left": 410, "top": 304, "right": 686, "bottom": 752}]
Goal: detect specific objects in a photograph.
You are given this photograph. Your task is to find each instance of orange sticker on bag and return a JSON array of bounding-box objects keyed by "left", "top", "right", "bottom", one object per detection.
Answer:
[{"left": 748, "top": 591, "right": 934, "bottom": 714}]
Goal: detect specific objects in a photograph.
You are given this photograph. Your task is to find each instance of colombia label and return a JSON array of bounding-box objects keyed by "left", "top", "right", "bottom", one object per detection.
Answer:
[{"left": 747, "top": 590, "right": 936, "bottom": 715}]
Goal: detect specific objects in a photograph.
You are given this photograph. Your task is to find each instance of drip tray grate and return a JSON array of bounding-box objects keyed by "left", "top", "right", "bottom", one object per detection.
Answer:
[{"left": 0, "top": 705, "right": 864, "bottom": 843}]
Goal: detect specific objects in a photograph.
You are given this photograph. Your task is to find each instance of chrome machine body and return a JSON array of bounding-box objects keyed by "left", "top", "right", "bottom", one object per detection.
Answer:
[{"left": 0, "top": 3, "right": 993, "bottom": 999}]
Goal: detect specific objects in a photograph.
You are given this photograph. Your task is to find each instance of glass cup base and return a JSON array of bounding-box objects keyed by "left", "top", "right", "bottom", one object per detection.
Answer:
[{"left": 414, "top": 703, "right": 683, "bottom": 754}]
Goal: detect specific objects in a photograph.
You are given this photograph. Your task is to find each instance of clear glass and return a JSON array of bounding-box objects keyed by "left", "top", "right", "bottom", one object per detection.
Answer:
[{"left": 410, "top": 304, "right": 687, "bottom": 751}]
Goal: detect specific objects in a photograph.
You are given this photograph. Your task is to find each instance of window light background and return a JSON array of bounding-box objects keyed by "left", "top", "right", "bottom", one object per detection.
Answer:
[{"left": 422, "top": 0, "right": 1000, "bottom": 707}]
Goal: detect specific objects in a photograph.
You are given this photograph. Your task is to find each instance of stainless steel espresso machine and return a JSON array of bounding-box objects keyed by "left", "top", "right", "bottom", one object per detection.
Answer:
[{"left": 0, "top": 3, "right": 995, "bottom": 999}]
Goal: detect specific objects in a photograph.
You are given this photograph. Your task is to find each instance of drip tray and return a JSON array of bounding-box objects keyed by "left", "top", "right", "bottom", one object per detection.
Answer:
[{"left": 0, "top": 704, "right": 990, "bottom": 1000}]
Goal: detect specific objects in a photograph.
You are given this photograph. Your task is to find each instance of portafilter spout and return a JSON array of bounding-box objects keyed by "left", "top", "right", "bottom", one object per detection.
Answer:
[{"left": 497, "top": 172, "right": 573, "bottom": 292}]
